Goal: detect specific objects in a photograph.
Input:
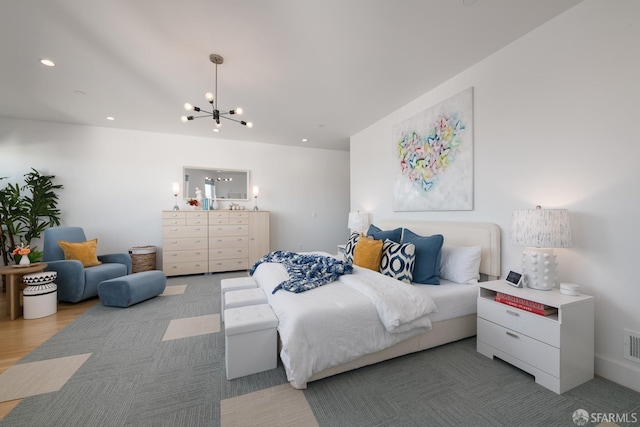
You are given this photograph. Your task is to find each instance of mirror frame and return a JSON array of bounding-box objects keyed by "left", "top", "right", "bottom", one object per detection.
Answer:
[{"left": 183, "top": 167, "right": 250, "bottom": 201}]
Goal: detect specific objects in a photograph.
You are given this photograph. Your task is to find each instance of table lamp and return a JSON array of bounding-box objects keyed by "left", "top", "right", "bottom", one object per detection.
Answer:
[
  {"left": 172, "top": 182, "right": 180, "bottom": 210},
  {"left": 347, "top": 211, "right": 369, "bottom": 234},
  {"left": 253, "top": 185, "right": 259, "bottom": 210},
  {"left": 511, "top": 206, "right": 572, "bottom": 290}
]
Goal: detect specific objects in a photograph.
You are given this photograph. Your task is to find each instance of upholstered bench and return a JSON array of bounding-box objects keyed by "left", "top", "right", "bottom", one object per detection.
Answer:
[
  {"left": 222, "top": 287, "right": 267, "bottom": 321},
  {"left": 224, "top": 304, "right": 279, "bottom": 380},
  {"left": 220, "top": 276, "right": 257, "bottom": 319},
  {"left": 97, "top": 270, "right": 166, "bottom": 308}
]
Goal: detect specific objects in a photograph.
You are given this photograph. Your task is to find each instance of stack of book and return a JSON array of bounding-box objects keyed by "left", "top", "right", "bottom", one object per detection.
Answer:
[{"left": 494, "top": 292, "right": 558, "bottom": 316}]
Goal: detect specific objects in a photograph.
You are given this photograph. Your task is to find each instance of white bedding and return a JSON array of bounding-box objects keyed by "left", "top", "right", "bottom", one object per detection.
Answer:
[
  {"left": 252, "top": 254, "right": 476, "bottom": 389},
  {"left": 414, "top": 279, "right": 480, "bottom": 323}
]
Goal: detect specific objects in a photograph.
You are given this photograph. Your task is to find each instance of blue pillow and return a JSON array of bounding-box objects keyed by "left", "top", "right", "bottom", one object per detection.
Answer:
[
  {"left": 367, "top": 224, "right": 402, "bottom": 244},
  {"left": 401, "top": 229, "right": 444, "bottom": 285}
]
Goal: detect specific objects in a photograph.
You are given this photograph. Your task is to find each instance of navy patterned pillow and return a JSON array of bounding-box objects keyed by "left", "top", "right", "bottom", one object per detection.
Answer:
[
  {"left": 379, "top": 239, "right": 416, "bottom": 283},
  {"left": 344, "top": 232, "right": 360, "bottom": 263}
]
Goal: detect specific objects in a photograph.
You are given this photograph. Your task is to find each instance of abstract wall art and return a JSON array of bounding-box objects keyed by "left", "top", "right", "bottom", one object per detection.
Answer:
[{"left": 392, "top": 87, "right": 473, "bottom": 211}]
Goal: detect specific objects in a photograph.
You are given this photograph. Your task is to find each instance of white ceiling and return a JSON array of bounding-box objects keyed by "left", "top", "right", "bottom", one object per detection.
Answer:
[{"left": 0, "top": 0, "right": 582, "bottom": 151}]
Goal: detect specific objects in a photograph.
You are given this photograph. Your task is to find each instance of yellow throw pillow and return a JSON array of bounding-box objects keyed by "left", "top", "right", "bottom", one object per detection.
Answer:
[
  {"left": 58, "top": 238, "right": 102, "bottom": 267},
  {"left": 353, "top": 235, "right": 383, "bottom": 271}
]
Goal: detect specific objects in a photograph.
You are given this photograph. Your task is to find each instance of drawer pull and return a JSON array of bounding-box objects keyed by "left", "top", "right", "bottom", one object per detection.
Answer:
[
  {"left": 506, "top": 309, "right": 520, "bottom": 316},
  {"left": 506, "top": 331, "right": 519, "bottom": 339}
]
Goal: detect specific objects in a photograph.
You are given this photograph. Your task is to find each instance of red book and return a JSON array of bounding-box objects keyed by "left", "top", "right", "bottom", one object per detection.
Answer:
[
  {"left": 494, "top": 296, "right": 558, "bottom": 316},
  {"left": 496, "top": 292, "right": 545, "bottom": 311}
]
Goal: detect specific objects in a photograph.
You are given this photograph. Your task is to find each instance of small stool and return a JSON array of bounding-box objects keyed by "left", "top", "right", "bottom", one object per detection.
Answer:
[
  {"left": 23, "top": 271, "right": 58, "bottom": 319},
  {"left": 220, "top": 276, "right": 257, "bottom": 319},
  {"left": 224, "top": 304, "right": 279, "bottom": 380},
  {"left": 97, "top": 271, "right": 166, "bottom": 308},
  {"left": 222, "top": 287, "right": 267, "bottom": 321}
]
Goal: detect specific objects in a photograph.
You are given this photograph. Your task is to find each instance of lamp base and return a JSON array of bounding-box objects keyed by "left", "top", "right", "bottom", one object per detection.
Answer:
[{"left": 521, "top": 247, "right": 558, "bottom": 291}]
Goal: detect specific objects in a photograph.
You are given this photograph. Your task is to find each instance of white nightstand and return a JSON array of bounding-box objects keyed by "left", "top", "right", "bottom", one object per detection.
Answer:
[{"left": 477, "top": 280, "right": 594, "bottom": 394}]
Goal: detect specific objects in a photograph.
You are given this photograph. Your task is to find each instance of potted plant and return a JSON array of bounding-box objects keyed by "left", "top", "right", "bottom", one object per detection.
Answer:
[{"left": 0, "top": 168, "right": 63, "bottom": 266}]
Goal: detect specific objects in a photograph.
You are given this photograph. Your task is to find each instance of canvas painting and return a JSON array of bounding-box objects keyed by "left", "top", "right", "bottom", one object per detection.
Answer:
[{"left": 392, "top": 87, "right": 473, "bottom": 211}]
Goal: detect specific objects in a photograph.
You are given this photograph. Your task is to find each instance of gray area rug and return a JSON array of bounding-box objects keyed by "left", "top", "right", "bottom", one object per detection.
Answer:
[{"left": 2, "top": 273, "right": 639, "bottom": 427}]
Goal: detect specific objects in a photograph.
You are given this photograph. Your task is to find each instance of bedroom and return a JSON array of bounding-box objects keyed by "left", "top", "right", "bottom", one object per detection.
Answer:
[{"left": 1, "top": 0, "right": 639, "bottom": 424}]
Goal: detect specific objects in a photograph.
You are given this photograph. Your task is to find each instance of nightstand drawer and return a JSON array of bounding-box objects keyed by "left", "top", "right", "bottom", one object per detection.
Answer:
[
  {"left": 478, "top": 298, "right": 560, "bottom": 347},
  {"left": 478, "top": 318, "right": 560, "bottom": 377}
]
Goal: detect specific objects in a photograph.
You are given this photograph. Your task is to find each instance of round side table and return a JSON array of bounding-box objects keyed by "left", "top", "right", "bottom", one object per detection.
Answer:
[{"left": 0, "top": 263, "right": 48, "bottom": 320}]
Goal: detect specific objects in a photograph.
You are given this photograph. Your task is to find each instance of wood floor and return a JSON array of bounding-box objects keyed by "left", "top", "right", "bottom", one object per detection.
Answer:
[{"left": 0, "top": 284, "right": 96, "bottom": 420}]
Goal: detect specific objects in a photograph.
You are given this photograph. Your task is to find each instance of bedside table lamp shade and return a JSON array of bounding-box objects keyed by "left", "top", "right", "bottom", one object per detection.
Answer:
[
  {"left": 348, "top": 212, "right": 369, "bottom": 234},
  {"left": 511, "top": 207, "right": 572, "bottom": 291}
]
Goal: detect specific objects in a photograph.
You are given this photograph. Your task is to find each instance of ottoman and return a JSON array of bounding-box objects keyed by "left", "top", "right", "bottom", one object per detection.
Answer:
[
  {"left": 224, "top": 304, "right": 279, "bottom": 380},
  {"left": 222, "top": 287, "right": 267, "bottom": 321},
  {"left": 23, "top": 271, "right": 58, "bottom": 319},
  {"left": 97, "top": 270, "right": 166, "bottom": 308},
  {"left": 220, "top": 276, "right": 257, "bottom": 319}
]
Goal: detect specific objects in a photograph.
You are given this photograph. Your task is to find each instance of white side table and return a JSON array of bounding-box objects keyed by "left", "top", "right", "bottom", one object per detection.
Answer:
[{"left": 476, "top": 280, "right": 594, "bottom": 394}]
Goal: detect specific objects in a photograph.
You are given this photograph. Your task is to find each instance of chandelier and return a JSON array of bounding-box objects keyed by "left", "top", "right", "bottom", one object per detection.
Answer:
[{"left": 181, "top": 54, "right": 253, "bottom": 131}]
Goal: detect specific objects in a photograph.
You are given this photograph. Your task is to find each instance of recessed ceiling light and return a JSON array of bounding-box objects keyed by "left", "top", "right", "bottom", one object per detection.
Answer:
[
  {"left": 40, "top": 59, "right": 55, "bottom": 67},
  {"left": 301, "top": 138, "right": 308, "bottom": 142},
  {"left": 213, "top": 128, "right": 220, "bottom": 133},
  {"left": 106, "top": 116, "right": 115, "bottom": 121}
]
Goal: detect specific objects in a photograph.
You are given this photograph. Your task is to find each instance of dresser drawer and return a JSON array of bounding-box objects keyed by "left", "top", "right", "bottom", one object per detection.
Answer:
[
  {"left": 209, "top": 216, "right": 229, "bottom": 225},
  {"left": 163, "top": 211, "right": 186, "bottom": 220},
  {"left": 162, "top": 217, "right": 186, "bottom": 226},
  {"left": 209, "top": 258, "right": 248, "bottom": 272},
  {"left": 186, "top": 211, "right": 207, "bottom": 220},
  {"left": 163, "top": 249, "right": 208, "bottom": 262},
  {"left": 209, "top": 224, "right": 248, "bottom": 236},
  {"left": 163, "top": 225, "right": 207, "bottom": 238},
  {"left": 162, "top": 237, "right": 207, "bottom": 251},
  {"left": 478, "top": 297, "right": 560, "bottom": 347},
  {"left": 209, "top": 236, "right": 249, "bottom": 248},
  {"left": 186, "top": 217, "right": 207, "bottom": 226},
  {"left": 163, "top": 261, "right": 208, "bottom": 276},
  {"left": 477, "top": 318, "right": 560, "bottom": 377},
  {"left": 209, "top": 247, "right": 248, "bottom": 260},
  {"left": 209, "top": 211, "right": 229, "bottom": 220}
]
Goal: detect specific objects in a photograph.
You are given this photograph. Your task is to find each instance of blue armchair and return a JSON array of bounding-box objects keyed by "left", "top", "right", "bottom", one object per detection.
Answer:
[{"left": 43, "top": 226, "right": 132, "bottom": 303}]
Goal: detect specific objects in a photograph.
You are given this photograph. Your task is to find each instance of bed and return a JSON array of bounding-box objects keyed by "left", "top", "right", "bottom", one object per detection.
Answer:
[{"left": 251, "top": 220, "right": 500, "bottom": 389}]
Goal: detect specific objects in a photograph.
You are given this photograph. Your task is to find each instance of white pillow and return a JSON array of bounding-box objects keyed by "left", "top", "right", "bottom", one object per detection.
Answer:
[{"left": 440, "top": 245, "right": 481, "bottom": 284}]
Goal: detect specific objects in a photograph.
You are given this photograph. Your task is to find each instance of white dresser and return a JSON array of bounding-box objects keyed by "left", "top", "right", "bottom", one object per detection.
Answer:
[
  {"left": 162, "top": 210, "right": 270, "bottom": 276},
  {"left": 162, "top": 211, "right": 208, "bottom": 276},
  {"left": 477, "top": 280, "right": 594, "bottom": 394}
]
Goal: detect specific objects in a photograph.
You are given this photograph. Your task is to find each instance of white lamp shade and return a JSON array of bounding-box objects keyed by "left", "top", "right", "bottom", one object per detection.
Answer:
[
  {"left": 348, "top": 212, "right": 369, "bottom": 234},
  {"left": 253, "top": 185, "right": 259, "bottom": 197},
  {"left": 511, "top": 208, "right": 572, "bottom": 248},
  {"left": 511, "top": 207, "right": 572, "bottom": 291},
  {"left": 172, "top": 182, "right": 180, "bottom": 195}
]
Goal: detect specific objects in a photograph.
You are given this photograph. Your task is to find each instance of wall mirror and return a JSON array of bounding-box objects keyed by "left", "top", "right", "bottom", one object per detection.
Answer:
[{"left": 183, "top": 167, "right": 250, "bottom": 201}]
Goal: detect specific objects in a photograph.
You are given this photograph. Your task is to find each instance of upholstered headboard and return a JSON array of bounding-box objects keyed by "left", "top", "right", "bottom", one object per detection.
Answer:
[{"left": 376, "top": 220, "right": 501, "bottom": 280}]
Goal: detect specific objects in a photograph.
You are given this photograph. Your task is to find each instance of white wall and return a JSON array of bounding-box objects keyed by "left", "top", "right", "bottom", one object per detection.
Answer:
[
  {"left": 0, "top": 117, "right": 350, "bottom": 263},
  {"left": 350, "top": 0, "right": 640, "bottom": 392}
]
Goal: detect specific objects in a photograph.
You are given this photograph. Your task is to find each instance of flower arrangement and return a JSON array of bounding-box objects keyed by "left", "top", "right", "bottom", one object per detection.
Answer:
[
  {"left": 11, "top": 243, "right": 43, "bottom": 264},
  {"left": 187, "top": 199, "right": 199, "bottom": 207}
]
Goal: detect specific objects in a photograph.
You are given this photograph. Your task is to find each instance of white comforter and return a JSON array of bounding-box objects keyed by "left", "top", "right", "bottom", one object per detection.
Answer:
[{"left": 252, "top": 255, "right": 438, "bottom": 389}]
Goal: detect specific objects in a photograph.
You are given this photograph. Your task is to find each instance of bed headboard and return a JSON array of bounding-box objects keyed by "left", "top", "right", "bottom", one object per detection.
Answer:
[{"left": 376, "top": 220, "right": 501, "bottom": 280}]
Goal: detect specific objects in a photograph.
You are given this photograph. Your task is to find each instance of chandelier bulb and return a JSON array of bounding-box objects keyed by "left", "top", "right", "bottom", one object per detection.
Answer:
[
  {"left": 215, "top": 121, "right": 222, "bottom": 128},
  {"left": 205, "top": 92, "right": 214, "bottom": 103},
  {"left": 234, "top": 107, "right": 243, "bottom": 115},
  {"left": 180, "top": 116, "right": 188, "bottom": 122},
  {"left": 183, "top": 102, "right": 194, "bottom": 111}
]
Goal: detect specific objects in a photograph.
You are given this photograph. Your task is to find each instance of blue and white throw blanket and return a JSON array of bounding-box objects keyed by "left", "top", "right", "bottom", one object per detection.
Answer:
[{"left": 249, "top": 250, "right": 353, "bottom": 294}]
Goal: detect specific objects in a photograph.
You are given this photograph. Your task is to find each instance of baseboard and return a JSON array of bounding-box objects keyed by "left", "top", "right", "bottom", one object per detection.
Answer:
[{"left": 595, "top": 354, "right": 640, "bottom": 393}]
